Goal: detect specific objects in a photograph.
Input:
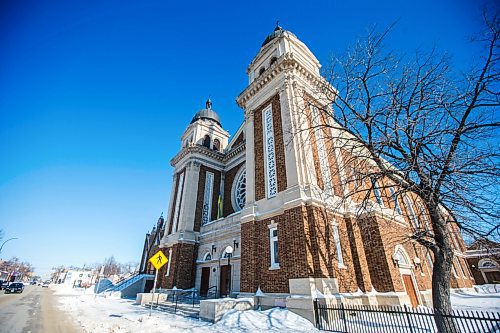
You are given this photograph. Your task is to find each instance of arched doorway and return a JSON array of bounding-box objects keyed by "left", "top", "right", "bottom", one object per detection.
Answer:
[
  {"left": 478, "top": 259, "right": 500, "bottom": 284},
  {"left": 393, "top": 246, "right": 420, "bottom": 308}
]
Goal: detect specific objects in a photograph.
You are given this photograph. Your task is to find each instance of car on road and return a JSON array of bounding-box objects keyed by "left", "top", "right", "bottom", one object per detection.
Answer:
[
  {"left": 4, "top": 282, "right": 24, "bottom": 294},
  {"left": 42, "top": 281, "right": 50, "bottom": 288}
]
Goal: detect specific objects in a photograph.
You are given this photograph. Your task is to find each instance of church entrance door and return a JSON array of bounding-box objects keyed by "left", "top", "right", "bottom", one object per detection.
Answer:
[
  {"left": 402, "top": 274, "right": 419, "bottom": 308},
  {"left": 220, "top": 265, "right": 231, "bottom": 297},
  {"left": 200, "top": 267, "right": 210, "bottom": 296}
]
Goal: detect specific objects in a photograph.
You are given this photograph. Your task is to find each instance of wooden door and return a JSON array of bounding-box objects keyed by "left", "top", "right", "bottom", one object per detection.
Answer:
[
  {"left": 485, "top": 271, "right": 500, "bottom": 283},
  {"left": 220, "top": 265, "right": 231, "bottom": 297},
  {"left": 200, "top": 267, "right": 210, "bottom": 296},
  {"left": 144, "top": 279, "right": 154, "bottom": 293},
  {"left": 402, "top": 274, "right": 419, "bottom": 308}
]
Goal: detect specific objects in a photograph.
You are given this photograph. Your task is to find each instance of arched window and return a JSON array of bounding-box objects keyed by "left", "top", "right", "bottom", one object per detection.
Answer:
[
  {"left": 203, "top": 252, "right": 212, "bottom": 261},
  {"left": 213, "top": 139, "right": 221, "bottom": 152},
  {"left": 392, "top": 245, "right": 412, "bottom": 269},
  {"left": 479, "top": 259, "right": 498, "bottom": 269},
  {"left": 259, "top": 67, "right": 266, "bottom": 76},
  {"left": 270, "top": 56, "right": 277, "bottom": 66},
  {"left": 203, "top": 135, "right": 211, "bottom": 148},
  {"left": 231, "top": 167, "right": 246, "bottom": 211}
]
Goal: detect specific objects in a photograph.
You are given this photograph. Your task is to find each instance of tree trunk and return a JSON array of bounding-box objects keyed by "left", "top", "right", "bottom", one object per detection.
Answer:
[{"left": 429, "top": 204, "right": 457, "bottom": 333}]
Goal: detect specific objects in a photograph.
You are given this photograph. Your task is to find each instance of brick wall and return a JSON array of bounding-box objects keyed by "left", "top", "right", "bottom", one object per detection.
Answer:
[
  {"left": 194, "top": 166, "right": 222, "bottom": 231},
  {"left": 304, "top": 100, "right": 345, "bottom": 192},
  {"left": 345, "top": 217, "right": 373, "bottom": 292},
  {"left": 304, "top": 206, "right": 360, "bottom": 293},
  {"left": 466, "top": 257, "right": 486, "bottom": 284},
  {"left": 160, "top": 243, "right": 198, "bottom": 289},
  {"left": 240, "top": 205, "right": 359, "bottom": 294},
  {"left": 253, "top": 94, "right": 287, "bottom": 201},
  {"left": 223, "top": 162, "right": 245, "bottom": 217},
  {"left": 357, "top": 216, "right": 396, "bottom": 292},
  {"left": 233, "top": 131, "right": 244, "bottom": 146},
  {"left": 241, "top": 206, "right": 309, "bottom": 293}
]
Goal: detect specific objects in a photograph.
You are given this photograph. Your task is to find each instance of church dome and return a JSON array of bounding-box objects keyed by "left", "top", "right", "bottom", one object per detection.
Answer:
[
  {"left": 261, "top": 24, "right": 296, "bottom": 47},
  {"left": 190, "top": 99, "right": 221, "bottom": 126}
]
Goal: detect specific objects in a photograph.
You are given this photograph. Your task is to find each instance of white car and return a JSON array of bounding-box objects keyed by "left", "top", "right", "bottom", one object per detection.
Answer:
[{"left": 42, "top": 281, "right": 50, "bottom": 288}]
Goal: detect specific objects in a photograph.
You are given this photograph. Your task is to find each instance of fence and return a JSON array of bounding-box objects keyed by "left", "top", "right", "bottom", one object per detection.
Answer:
[{"left": 313, "top": 301, "right": 500, "bottom": 333}]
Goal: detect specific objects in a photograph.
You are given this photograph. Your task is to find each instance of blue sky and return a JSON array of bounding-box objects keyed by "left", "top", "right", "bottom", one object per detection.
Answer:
[{"left": 0, "top": 0, "right": 494, "bottom": 277}]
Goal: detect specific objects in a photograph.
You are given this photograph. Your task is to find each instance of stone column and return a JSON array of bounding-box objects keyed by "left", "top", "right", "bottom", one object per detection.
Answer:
[{"left": 179, "top": 161, "right": 201, "bottom": 233}]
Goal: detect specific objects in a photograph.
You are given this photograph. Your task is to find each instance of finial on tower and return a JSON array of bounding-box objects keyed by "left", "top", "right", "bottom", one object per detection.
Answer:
[
  {"left": 275, "top": 20, "right": 281, "bottom": 31},
  {"left": 206, "top": 98, "right": 212, "bottom": 109}
]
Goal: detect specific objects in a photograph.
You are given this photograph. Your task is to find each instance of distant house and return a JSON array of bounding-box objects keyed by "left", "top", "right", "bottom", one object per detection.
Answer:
[
  {"left": 62, "top": 269, "right": 94, "bottom": 287},
  {"left": 466, "top": 239, "right": 500, "bottom": 284}
]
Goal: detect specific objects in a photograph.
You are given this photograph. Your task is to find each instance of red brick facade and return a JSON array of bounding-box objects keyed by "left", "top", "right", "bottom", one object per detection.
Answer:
[
  {"left": 241, "top": 204, "right": 473, "bottom": 295},
  {"left": 160, "top": 243, "right": 198, "bottom": 289}
]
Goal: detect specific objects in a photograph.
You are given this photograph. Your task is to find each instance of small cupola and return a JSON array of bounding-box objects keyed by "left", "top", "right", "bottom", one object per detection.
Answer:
[{"left": 190, "top": 99, "right": 222, "bottom": 126}]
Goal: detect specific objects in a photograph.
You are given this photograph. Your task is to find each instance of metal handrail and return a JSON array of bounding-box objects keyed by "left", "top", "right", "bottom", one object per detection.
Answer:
[{"left": 205, "top": 285, "right": 218, "bottom": 299}]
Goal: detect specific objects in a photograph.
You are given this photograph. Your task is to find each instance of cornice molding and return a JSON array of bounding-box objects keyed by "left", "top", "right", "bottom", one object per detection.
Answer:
[
  {"left": 236, "top": 52, "right": 335, "bottom": 110},
  {"left": 170, "top": 143, "right": 246, "bottom": 167}
]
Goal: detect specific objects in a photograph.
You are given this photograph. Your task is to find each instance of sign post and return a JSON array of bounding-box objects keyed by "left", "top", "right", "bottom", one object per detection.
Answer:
[{"left": 148, "top": 250, "right": 168, "bottom": 317}]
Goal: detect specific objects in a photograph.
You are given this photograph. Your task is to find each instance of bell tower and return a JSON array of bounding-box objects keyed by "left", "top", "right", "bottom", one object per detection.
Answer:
[
  {"left": 237, "top": 25, "right": 339, "bottom": 295},
  {"left": 237, "top": 25, "right": 332, "bottom": 221},
  {"left": 160, "top": 100, "right": 229, "bottom": 289}
]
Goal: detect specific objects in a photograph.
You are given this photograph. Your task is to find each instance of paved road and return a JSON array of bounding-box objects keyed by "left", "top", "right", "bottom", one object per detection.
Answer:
[{"left": 0, "top": 285, "right": 81, "bottom": 333}]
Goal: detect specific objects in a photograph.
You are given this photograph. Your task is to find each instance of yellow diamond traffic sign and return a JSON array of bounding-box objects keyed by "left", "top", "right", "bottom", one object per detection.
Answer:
[{"left": 149, "top": 250, "right": 168, "bottom": 270}]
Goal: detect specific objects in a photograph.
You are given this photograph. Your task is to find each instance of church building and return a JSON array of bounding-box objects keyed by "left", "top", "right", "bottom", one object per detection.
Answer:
[{"left": 158, "top": 26, "right": 473, "bottom": 309}]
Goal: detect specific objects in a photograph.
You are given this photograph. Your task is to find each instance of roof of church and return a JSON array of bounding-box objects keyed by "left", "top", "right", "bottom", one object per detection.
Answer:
[
  {"left": 261, "top": 24, "right": 296, "bottom": 47},
  {"left": 190, "top": 99, "right": 221, "bottom": 126}
]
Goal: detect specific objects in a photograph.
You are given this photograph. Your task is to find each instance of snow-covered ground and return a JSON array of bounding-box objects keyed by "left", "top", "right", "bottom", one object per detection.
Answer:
[
  {"left": 51, "top": 284, "right": 499, "bottom": 333},
  {"left": 450, "top": 289, "right": 500, "bottom": 312},
  {"left": 51, "top": 284, "right": 318, "bottom": 333}
]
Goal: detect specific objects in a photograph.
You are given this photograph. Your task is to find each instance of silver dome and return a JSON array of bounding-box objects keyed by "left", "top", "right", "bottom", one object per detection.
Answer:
[{"left": 191, "top": 108, "right": 221, "bottom": 126}]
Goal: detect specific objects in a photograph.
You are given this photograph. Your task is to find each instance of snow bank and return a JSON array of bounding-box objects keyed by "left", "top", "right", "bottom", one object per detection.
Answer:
[
  {"left": 473, "top": 284, "right": 500, "bottom": 294},
  {"left": 54, "top": 292, "right": 319, "bottom": 333},
  {"left": 451, "top": 290, "right": 500, "bottom": 312},
  {"left": 214, "top": 307, "right": 317, "bottom": 332},
  {"left": 51, "top": 283, "right": 95, "bottom": 296}
]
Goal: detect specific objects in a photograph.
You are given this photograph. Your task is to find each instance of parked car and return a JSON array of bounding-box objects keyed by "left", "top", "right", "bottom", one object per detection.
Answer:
[
  {"left": 4, "top": 282, "right": 24, "bottom": 294},
  {"left": 42, "top": 281, "right": 50, "bottom": 288},
  {"left": 0, "top": 281, "right": 10, "bottom": 290}
]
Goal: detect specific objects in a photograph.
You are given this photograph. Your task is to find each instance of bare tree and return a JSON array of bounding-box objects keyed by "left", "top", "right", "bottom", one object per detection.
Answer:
[
  {"left": 102, "top": 256, "right": 121, "bottom": 276},
  {"left": 297, "top": 13, "right": 498, "bottom": 332},
  {"left": 0, "top": 257, "right": 34, "bottom": 281}
]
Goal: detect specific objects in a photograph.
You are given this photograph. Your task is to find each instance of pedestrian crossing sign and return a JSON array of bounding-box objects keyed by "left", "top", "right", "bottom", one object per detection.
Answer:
[{"left": 149, "top": 250, "right": 168, "bottom": 270}]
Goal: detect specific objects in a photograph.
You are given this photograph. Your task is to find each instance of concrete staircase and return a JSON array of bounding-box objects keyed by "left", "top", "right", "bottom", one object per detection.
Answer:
[{"left": 101, "top": 273, "right": 154, "bottom": 298}]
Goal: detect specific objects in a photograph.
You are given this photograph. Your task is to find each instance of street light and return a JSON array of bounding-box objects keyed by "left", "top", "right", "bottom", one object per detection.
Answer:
[
  {"left": 225, "top": 245, "right": 234, "bottom": 298},
  {"left": 0, "top": 238, "right": 18, "bottom": 254}
]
